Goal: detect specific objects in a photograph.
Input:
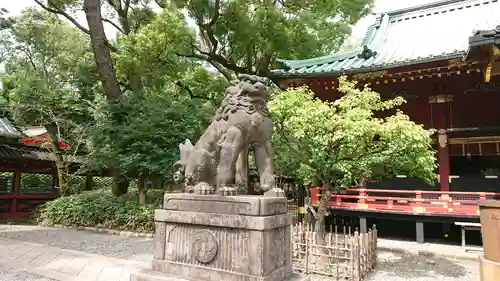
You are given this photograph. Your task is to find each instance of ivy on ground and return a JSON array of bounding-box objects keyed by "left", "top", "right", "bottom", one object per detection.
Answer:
[{"left": 36, "top": 189, "right": 164, "bottom": 232}]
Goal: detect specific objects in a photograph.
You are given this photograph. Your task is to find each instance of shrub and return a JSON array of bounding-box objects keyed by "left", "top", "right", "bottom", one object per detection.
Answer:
[{"left": 36, "top": 189, "right": 165, "bottom": 232}]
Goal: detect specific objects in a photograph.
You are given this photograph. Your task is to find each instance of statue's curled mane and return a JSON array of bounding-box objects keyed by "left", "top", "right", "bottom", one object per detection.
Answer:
[{"left": 214, "top": 74, "right": 273, "bottom": 121}]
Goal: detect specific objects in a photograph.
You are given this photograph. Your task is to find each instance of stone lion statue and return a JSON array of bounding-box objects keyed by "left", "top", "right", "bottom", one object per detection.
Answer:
[{"left": 173, "top": 74, "right": 281, "bottom": 196}]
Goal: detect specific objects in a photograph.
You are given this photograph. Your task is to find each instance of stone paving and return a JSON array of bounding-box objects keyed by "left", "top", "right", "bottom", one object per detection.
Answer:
[
  {"left": 0, "top": 224, "right": 482, "bottom": 281},
  {"left": 0, "top": 237, "right": 148, "bottom": 281}
]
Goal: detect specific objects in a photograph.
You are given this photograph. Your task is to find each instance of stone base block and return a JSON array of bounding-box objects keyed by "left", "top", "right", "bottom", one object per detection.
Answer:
[
  {"left": 133, "top": 193, "right": 304, "bottom": 281},
  {"left": 152, "top": 260, "right": 293, "bottom": 281},
  {"left": 480, "top": 255, "right": 500, "bottom": 281},
  {"left": 131, "top": 269, "right": 310, "bottom": 281}
]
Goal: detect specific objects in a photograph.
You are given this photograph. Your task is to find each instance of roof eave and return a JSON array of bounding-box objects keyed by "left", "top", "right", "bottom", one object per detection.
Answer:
[
  {"left": 465, "top": 28, "right": 500, "bottom": 61},
  {"left": 272, "top": 53, "right": 466, "bottom": 79}
]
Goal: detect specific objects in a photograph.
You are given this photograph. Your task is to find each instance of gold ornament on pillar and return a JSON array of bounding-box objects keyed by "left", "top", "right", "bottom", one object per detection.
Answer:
[{"left": 437, "top": 129, "right": 447, "bottom": 148}]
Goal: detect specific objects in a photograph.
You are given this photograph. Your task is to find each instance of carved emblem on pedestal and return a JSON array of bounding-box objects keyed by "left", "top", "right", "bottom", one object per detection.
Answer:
[{"left": 191, "top": 230, "right": 218, "bottom": 264}]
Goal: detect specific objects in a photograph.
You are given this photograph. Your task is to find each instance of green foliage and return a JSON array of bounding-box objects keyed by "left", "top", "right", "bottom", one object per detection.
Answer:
[
  {"left": 170, "top": 0, "right": 374, "bottom": 76},
  {"left": 85, "top": 9, "right": 228, "bottom": 183},
  {"left": 269, "top": 76, "right": 436, "bottom": 188},
  {"left": 0, "top": 8, "right": 14, "bottom": 30},
  {"left": 0, "top": 9, "right": 101, "bottom": 195},
  {"left": 36, "top": 189, "right": 165, "bottom": 232},
  {"left": 1, "top": 8, "right": 98, "bottom": 132},
  {"left": 114, "top": 9, "right": 194, "bottom": 90},
  {"left": 88, "top": 87, "right": 211, "bottom": 181},
  {"left": 20, "top": 173, "right": 54, "bottom": 193}
]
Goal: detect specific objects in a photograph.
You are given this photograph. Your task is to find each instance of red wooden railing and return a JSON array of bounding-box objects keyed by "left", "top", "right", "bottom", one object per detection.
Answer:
[
  {"left": 0, "top": 192, "right": 58, "bottom": 219},
  {"left": 310, "top": 186, "right": 499, "bottom": 216}
]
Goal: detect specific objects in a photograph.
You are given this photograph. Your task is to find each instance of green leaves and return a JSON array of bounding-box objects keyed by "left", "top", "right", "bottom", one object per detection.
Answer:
[
  {"left": 169, "top": 0, "right": 373, "bottom": 76},
  {"left": 269, "top": 76, "right": 436, "bottom": 188},
  {"left": 1, "top": 8, "right": 98, "bottom": 132},
  {"left": 36, "top": 189, "right": 165, "bottom": 232},
  {"left": 88, "top": 85, "right": 211, "bottom": 181}
]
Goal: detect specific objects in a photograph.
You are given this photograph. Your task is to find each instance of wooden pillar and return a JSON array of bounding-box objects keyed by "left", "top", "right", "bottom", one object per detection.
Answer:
[
  {"left": 429, "top": 93, "right": 453, "bottom": 192},
  {"left": 360, "top": 216, "right": 368, "bottom": 233},
  {"left": 85, "top": 174, "right": 93, "bottom": 191},
  {"left": 53, "top": 167, "right": 59, "bottom": 188},
  {"left": 297, "top": 184, "right": 306, "bottom": 222},
  {"left": 438, "top": 130, "right": 450, "bottom": 192},
  {"left": 416, "top": 221, "right": 425, "bottom": 243},
  {"left": 10, "top": 171, "right": 21, "bottom": 214}
]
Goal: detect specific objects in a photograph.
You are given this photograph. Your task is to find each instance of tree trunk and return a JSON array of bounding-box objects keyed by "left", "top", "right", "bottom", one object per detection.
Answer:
[
  {"left": 45, "top": 124, "right": 70, "bottom": 196},
  {"left": 314, "top": 188, "right": 330, "bottom": 234},
  {"left": 83, "top": 0, "right": 121, "bottom": 102},
  {"left": 138, "top": 174, "right": 148, "bottom": 206},
  {"left": 313, "top": 185, "right": 331, "bottom": 269},
  {"left": 111, "top": 168, "right": 129, "bottom": 196}
]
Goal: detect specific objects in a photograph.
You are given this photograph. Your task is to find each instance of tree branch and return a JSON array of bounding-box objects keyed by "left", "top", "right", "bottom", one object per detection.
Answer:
[
  {"left": 102, "top": 17, "right": 125, "bottom": 33},
  {"left": 123, "top": 0, "right": 131, "bottom": 16},
  {"left": 34, "top": 0, "right": 119, "bottom": 53},
  {"left": 104, "top": 0, "right": 130, "bottom": 34},
  {"left": 34, "top": 0, "right": 90, "bottom": 35},
  {"left": 198, "top": 0, "right": 220, "bottom": 53},
  {"left": 175, "top": 80, "right": 213, "bottom": 101}
]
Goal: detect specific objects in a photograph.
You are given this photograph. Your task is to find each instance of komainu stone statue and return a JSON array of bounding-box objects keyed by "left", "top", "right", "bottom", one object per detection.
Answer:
[{"left": 173, "top": 74, "right": 282, "bottom": 196}]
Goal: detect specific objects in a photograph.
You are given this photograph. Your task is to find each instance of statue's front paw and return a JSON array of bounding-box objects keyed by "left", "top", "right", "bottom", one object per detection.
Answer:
[
  {"left": 263, "top": 188, "right": 286, "bottom": 198},
  {"left": 216, "top": 185, "right": 238, "bottom": 196},
  {"left": 194, "top": 182, "right": 216, "bottom": 195}
]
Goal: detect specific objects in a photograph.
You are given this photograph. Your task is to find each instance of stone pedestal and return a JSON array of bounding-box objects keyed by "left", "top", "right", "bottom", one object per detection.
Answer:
[
  {"left": 480, "top": 256, "right": 500, "bottom": 281},
  {"left": 131, "top": 193, "right": 309, "bottom": 281},
  {"left": 478, "top": 200, "right": 500, "bottom": 281}
]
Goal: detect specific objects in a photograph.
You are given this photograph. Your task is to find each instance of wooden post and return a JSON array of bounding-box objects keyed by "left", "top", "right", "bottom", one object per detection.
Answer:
[
  {"left": 298, "top": 184, "right": 306, "bottom": 222},
  {"left": 52, "top": 167, "right": 59, "bottom": 189},
  {"left": 461, "top": 225, "right": 466, "bottom": 248},
  {"left": 305, "top": 233, "right": 310, "bottom": 274},
  {"left": 10, "top": 171, "right": 21, "bottom": 215},
  {"left": 437, "top": 129, "right": 450, "bottom": 192},
  {"left": 359, "top": 217, "right": 367, "bottom": 233},
  {"left": 416, "top": 221, "right": 425, "bottom": 243},
  {"left": 354, "top": 231, "right": 361, "bottom": 281},
  {"left": 85, "top": 174, "right": 93, "bottom": 191}
]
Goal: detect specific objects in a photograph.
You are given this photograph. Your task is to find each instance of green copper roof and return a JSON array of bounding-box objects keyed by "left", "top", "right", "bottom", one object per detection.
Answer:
[{"left": 274, "top": 0, "right": 500, "bottom": 77}]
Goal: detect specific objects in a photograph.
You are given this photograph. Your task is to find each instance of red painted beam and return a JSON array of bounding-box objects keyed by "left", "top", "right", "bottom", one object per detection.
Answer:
[
  {"left": 0, "top": 193, "right": 57, "bottom": 199},
  {"left": 0, "top": 212, "right": 33, "bottom": 219}
]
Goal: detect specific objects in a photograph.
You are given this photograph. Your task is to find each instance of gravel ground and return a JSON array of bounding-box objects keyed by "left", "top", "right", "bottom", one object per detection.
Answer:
[
  {"left": 1, "top": 225, "right": 480, "bottom": 281},
  {"left": 0, "top": 266, "right": 56, "bottom": 281},
  {"left": 365, "top": 249, "right": 478, "bottom": 281},
  {"left": 0, "top": 225, "right": 153, "bottom": 262}
]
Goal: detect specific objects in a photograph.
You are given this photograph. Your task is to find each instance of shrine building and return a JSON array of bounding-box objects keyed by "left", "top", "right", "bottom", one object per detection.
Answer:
[{"left": 272, "top": 0, "right": 500, "bottom": 243}]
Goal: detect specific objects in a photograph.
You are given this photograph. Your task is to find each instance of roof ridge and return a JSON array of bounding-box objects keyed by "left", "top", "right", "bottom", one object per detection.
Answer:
[{"left": 379, "top": 0, "right": 480, "bottom": 17}]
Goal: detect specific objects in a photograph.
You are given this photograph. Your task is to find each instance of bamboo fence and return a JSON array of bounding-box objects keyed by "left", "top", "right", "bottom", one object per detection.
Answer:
[{"left": 292, "top": 223, "right": 377, "bottom": 281}]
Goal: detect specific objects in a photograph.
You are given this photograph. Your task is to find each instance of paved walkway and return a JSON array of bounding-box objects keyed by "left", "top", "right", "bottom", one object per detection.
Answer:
[
  {"left": 0, "top": 237, "right": 149, "bottom": 281},
  {"left": 0, "top": 224, "right": 481, "bottom": 281}
]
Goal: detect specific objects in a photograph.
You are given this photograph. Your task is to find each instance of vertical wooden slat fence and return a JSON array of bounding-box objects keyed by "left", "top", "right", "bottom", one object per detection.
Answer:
[{"left": 292, "top": 223, "right": 377, "bottom": 281}]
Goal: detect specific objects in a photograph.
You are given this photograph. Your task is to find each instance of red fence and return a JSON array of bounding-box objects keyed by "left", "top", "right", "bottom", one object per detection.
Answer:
[
  {"left": 0, "top": 171, "right": 58, "bottom": 219},
  {"left": 310, "top": 187, "right": 499, "bottom": 216}
]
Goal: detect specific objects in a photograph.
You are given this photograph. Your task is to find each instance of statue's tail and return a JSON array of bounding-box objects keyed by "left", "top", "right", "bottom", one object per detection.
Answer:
[
  {"left": 173, "top": 139, "right": 194, "bottom": 184},
  {"left": 179, "top": 139, "right": 194, "bottom": 162}
]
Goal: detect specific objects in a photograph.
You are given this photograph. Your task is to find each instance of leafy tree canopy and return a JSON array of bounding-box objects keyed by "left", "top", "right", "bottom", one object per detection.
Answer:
[
  {"left": 1, "top": 8, "right": 99, "bottom": 127},
  {"left": 88, "top": 86, "right": 211, "bottom": 182},
  {"left": 167, "top": 0, "right": 374, "bottom": 78},
  {"left": 269, "top": 77, "right": 436, "bottom": 189},
  {"left": 0, "top": 8, "right": 101, "bottom": 195},
  {"left": 35, "top": 0, "right": 374, "bottom": 80}
]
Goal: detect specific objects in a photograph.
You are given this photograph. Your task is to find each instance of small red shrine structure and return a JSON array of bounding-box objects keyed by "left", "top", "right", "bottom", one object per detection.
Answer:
[
  {"left": 272, "top": 0, "right": 500, "bottom": 232},
  {"left": 0, "top": 122, "right": 79, "bottom": 219}
]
